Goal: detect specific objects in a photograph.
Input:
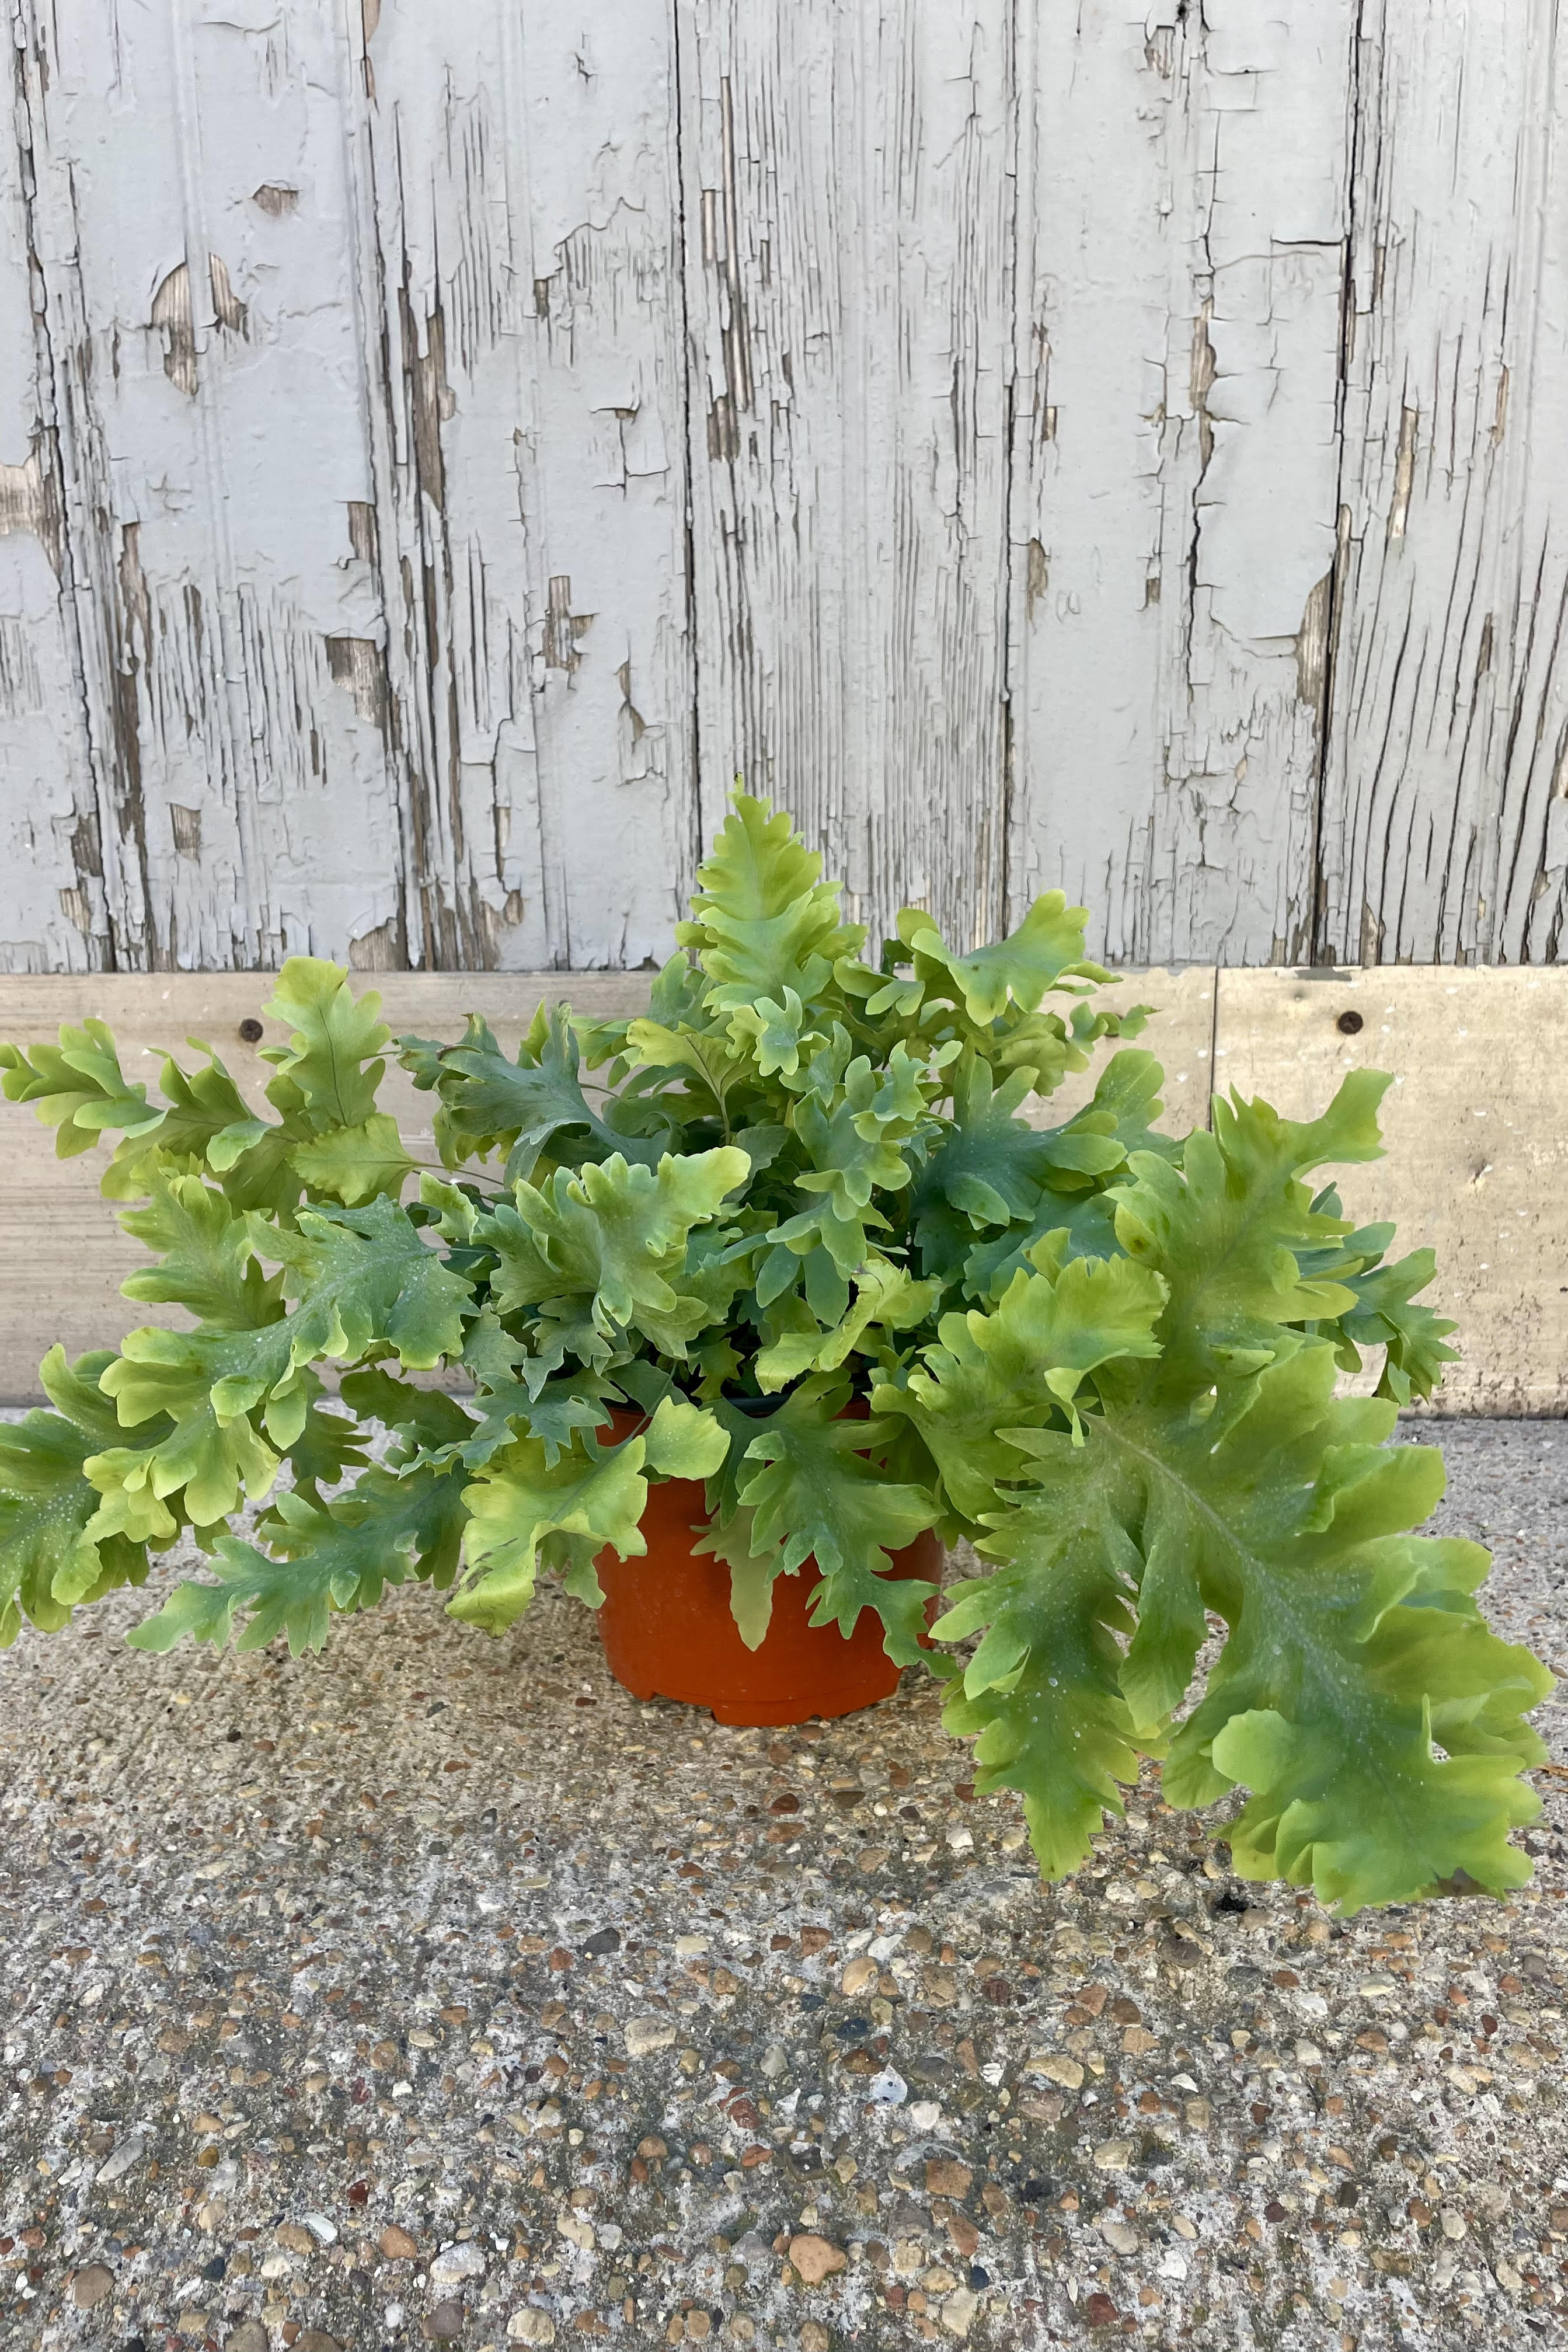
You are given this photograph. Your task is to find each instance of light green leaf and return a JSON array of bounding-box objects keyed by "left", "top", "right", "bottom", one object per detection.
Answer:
[
  {"left": 1110, "top": 1071, "right": 1392, "bottom": 1396},
  {"left": 936, "top": 1491, "right": 1151, "bottom": 1877},
  {"left": 259, "top": 1197, "right": 473, "bottom": 1370},
  {"left": 675, "top": 792, "right": 864, "bottom": 1012},
  {"left": 774, "top": 1046, "right": 932, "bottom": 1275},
  {"left": 644, "top": 1396, "right": 731, "bottom": 1480},
  {"left": 85, "top": 1198, "right": 472, "bottom": 1538},
  {"left": 290, "top": 1113, "right": 416, "bottom": 1204},
  {"left": 85, "top": 1410, "right": 281, "bottom": 1546},
  {"left": 736, "top": 1381, "right": 938, "bottom": 1664},
  {"left": 622, "top": 1016, "right": 750, "bottom": 1115},
  {"left": 991, "top": 1339, "right": 1552, "bottom": 1911},
  {"left": 754, "top": 1292, "right": 831, "bottom": 1393},
  {"left": 694, "top": 1504, "right": 790, "bottom": 1649},
  {"left": 0, "top": 1018, "right": 164, "bottom": 1159},
  {"left": 0, "top": 1395, "right": 148, "bottom": 1642},
  {"left": 881, "top": 1249, "right": 1168, "bottom": 1519},
  {"left": 100, "top": 1039, "right": 285, "bottom": 1205},
  {"left": 37, "top": 1345, "right": 145, "bottom": 1448},
  {"left": 453, "top": 1431, "right": 650, "bottom": 1633},
  {"left": 126, "top": 1456, "right": 469, "bottom": 1657},
  {"left": 480, "top": 1147, "right": 748, "bottom": 1358},
  {"left": 1335, "top": 1246, "right": 1459, "bottom": 1405},
  {"left": 119, "top": 1175, "right": 281, "bottom": 1329},
  {"left": 754, "top": 1256, "right": 942, "bottom": 1392},
  {"left": 259, "top": 957, "right": 389, "bottom": 1131},
  {"left": 724, "top": 987, "right": 822, "bottom": 1079},
  {"left": 898, "top": 892, "right": 1109, "bottom": 1025},
  {"left": 983, "top": 998, "right": 1151, "bottom": 1095}
]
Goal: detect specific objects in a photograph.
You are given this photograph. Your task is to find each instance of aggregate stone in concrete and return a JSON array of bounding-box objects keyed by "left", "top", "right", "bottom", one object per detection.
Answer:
[{"left": 2, "top": 1417, "right": 1567, "bottom": 2351}]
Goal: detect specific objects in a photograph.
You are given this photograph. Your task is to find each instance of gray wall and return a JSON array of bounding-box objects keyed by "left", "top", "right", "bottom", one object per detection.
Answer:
[{"left": 3, "top": 0, "right": 1566, "bottom": 975}]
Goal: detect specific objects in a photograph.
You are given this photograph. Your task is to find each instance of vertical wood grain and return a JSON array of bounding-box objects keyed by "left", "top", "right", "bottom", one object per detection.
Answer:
[
  {"left": 14, "top": 0, "right": 406, "bottom": 970},
  {"left": 2, "top": 1, "right": 1567, "bottom": 974},
  {"left": 0, "top": 24, "right": 100, "bottom": 973},
  {"left": 344, "top": 0, "right": 696, "bottom": 970},
  {"left": 1006, "top": 0, "right": 1356, "bottom": 965},
  {"left": 1315, "top": 0, "right": 1568, "bottom": 966},
  {"left": 678, "top": 0, "right": 1015, "bottom": 952}
]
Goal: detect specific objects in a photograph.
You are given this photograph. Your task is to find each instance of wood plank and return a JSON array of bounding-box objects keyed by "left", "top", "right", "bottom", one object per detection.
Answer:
[
  {"left": 2, "top": 968, "right": 1562, "bottom": 1412},
  {"left": 1007, "top": 0, "right": 1356, "bottom": 964},
  {"left": 0, "top": 967, "right": 1215, "bottom": 1393},
  {"left": 1035, "top": 968, "right": 1218, "bottom": 1144},
  {"left": 678, "top": 0, "right": 1015, "bottom": 951},
  {"left": 1212, "top": 967, "right": 1568, "bottom": 1413},
  {"left": 0, "top": 26, "right": 101, "bottom": 976},
  {"left": 346, "top": 0, "right": 696, "bottom": 969},
  {"left": 15, "top": 0, "right": 407, "bottom": 970},
  {"left": 0, "top": 973, "right": 654, "bottom": 1391},
  {"left": 1315, "top": 0, "right": 1568, "bottom": 965}
]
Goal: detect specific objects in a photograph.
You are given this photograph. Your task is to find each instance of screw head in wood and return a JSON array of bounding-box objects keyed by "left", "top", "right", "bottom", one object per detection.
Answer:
[
  {"left": 238, "top": 1017, "right": 264, "bottom": 1043},
  {"left": 1336, "top": 1009, "right": 1364, "bottom": 1035}
]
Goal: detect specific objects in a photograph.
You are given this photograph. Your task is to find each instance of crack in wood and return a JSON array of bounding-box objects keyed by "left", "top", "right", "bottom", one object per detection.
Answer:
[{"left": 2, "top": 0, "right": 1564, "bottom": 973}]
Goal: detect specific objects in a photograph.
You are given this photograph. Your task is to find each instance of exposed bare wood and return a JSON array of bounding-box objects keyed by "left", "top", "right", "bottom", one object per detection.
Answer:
[{"left": 1212, "top": 966, "right": 1568, "bottom": 1414}]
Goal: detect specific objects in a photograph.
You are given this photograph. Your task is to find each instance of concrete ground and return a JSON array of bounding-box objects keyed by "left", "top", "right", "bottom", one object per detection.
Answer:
[{"left": 2, "top": 1418, "right": 1568, "bottom": 2352}]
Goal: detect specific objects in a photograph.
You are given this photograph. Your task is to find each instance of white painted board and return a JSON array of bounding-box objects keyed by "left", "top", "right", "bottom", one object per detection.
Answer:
[{"left": 1, "top": 3, "right": 1565, "bottom": 968}]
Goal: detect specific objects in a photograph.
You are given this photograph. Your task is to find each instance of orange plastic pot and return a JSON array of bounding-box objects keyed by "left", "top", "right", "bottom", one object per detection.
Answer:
[{"left": 591, "top": 1407, "right": 940, "bottom": 1727}]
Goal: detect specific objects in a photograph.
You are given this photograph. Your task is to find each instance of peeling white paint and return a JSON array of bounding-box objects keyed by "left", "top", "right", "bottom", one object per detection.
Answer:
[
  {"left": 1317, "top": 0, "right": 1568, "bottom": 966},
  {"left": 0, "top": 2, "right": 1564, "bottom": 970}
]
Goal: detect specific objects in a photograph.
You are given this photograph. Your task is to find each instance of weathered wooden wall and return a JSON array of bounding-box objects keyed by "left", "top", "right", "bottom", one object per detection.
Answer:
[{"left": 2, "top": 1, "right": 1565, "bottom": 973}]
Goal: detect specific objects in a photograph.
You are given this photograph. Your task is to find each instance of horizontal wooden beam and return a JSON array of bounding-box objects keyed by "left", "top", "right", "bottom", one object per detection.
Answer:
[{"left": 1, "top": 967, "right": 1561, "bottom": 1412}]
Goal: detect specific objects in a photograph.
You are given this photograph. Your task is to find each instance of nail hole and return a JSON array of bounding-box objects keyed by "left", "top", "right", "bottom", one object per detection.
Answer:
[
  {"left": 1336, "top": 1010, "right": 1364, "bottom": 1035},
  {"left": 238, "top": 1017, "right": 264, "bottom": 1044}
]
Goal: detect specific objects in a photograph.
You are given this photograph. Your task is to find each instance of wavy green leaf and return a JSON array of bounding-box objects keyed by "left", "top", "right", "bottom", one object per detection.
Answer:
[
  {"left": 118, "top": 1175, "right": 282, "bottom": 1329},
  {"left": 693, "top": 1504, "right": 790, "bottom": 1650},
  {"left": 290, "top": 1113, "right": 416, "bottom": 1205},
  {"left": 675, "top": 792, "right": 863, "bottom": 1012},
  {"left": 479, "top": 1147, "right": 747, "bottom": 1358},
  {"left": 454, "top": 1431, "right": 650, "bottom": 1632},
  {"left": 127, "top": 1456, "right": 469, "bottom": 1656},
  {"left": 880, "top": 1247, "right": 1168, "bottom": 1519},
  {"left": 644, "top": 1396, "right": 731, "bottom": 1479},
  {"left": 0, "top": 1019, "right": 163, "bottom": 1159},
  {"left": 403, "top": 1005, "right": 671, "bottom": 1182},
  {"left": 897, "top": 893, "right": 1108, "bottom": 1025},
  {"left": 0, "top": 1406, "right": 134, "bottom": 1642},
  {"left": 1336, "top": 1246, "right": 1459, "bottom": 1404},
  {"left": 85, "top": 1199, "right": 472, "bottom": 1538},
  {"left": 258, "top": 958, "right": 390, "bottom": 1131},
  {"left": 736, "top": 1381, "right": 938, "bottom": 1664},
  {"left": 936, "top": 1488, "right": 1151, "bottom": 1876},
  {"left": 1110, "top": 1072, "right": 1391, "bottom": 1395}
]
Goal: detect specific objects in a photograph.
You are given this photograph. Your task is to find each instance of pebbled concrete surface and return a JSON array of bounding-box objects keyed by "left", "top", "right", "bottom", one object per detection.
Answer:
[{"left": 1, "top": 1417, "right": 1567, "bottom": 2352}]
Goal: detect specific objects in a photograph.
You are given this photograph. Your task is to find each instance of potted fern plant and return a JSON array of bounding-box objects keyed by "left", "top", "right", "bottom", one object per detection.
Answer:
[{"left": 0, "top": 795, "right": 1550, "bottom": 1912}]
